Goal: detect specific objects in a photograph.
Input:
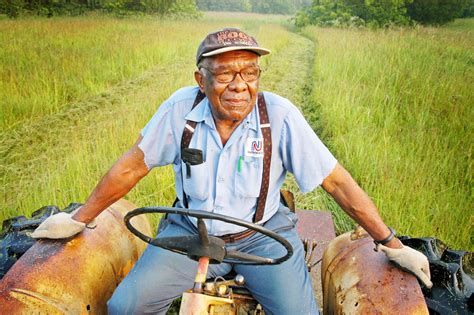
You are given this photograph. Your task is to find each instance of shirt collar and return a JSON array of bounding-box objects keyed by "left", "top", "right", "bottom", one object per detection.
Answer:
[
  {"left": 184, "top": 96, "right": 258, "bottom": 132},
  {"left": 184, "top": 96, "right": 208, "bottom": 123}
]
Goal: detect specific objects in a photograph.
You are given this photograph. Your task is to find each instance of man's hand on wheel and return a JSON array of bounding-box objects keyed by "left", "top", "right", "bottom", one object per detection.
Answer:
[
  {"left": 31, "top": 208, "right": 96, "bottom": 239},
  {"left": 377, "top": 243, "right": 433, "bottom": 288}
]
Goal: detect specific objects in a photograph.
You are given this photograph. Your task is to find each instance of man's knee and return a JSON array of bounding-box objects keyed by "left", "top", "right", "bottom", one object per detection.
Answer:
[
  {"left": 107, "top": 286, "right": 132, "bottom": 315},
  {"left": 106, "top": 270, "right": 154, "bottom": 314},
  {"left": 107, "top": 296, "right": 120, "bottom": 315},
  {"left": 107, "top": 286, "right": 175, "bottom": 315},
  {"left": 106, "top": 255, "right": 193, "bottom": 314}
]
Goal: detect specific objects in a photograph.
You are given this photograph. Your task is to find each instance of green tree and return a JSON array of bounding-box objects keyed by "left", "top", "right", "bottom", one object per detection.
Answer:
[
  {"left": 461, "top": 0, "right": 474, "bottom": 17},
  {"left": 250, "top": 0, "right": 296, "bottom": 14},
  {"left": 345, "top": 0, "right": 410, "bottom": 27},
  {"left": 294, "top": 0, "right": 411, "bottom": 28},
  {"left": 406, "top": 0, "right": 468, "bottom": 25},
  {"left": 197, "top": 0, "right": 310, "bottom": 14},
  {"left": 1, "top": 0, "right": 25, "bottom": 17},
  {"left": 1, "top": 0, "right": 198, "bottom": 17},
  {"left": 197, "top": 0, "right": 250, "bottom": 12}
]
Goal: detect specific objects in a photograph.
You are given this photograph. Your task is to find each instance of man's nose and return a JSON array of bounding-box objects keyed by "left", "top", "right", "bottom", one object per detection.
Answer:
[{"left": 228, "top": 72, "right": 248, "bottom": 92}]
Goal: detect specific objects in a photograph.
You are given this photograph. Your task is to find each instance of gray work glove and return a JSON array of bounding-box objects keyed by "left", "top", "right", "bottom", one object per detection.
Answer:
[
  {"left": 377, "top": 243, "right": 433, "bottom": 288},
  {"left": 31, "top": 209, "right": 96, "bottom": 239}
]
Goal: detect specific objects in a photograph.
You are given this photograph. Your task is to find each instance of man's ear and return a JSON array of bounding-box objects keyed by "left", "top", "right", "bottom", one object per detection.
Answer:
[{"left": 194, "top": 70, "right": 205, "bottom": 93}]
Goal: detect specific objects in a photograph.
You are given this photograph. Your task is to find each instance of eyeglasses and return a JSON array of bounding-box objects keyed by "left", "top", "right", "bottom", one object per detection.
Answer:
[{"left": 200, "top": 66, "right": 261, "bottom": 83}]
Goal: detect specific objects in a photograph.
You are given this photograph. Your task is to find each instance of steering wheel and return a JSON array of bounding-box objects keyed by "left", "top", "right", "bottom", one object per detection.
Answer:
[{"left": 124, "top": 207, "right": 293, "bottom": 265}]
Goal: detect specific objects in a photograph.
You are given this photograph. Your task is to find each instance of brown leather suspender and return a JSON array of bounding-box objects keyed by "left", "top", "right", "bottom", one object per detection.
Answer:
[
  {"left": 180, "top": 91, "right": 272, "bottom": 224},
  {"left": 180, "top": 90, "right": 206, "bottom": 208},
  {"left": 253, "top": 92, "right": 272, "bottom": 222},
  {"left": 181, "top": 90, "right": 206, "bottom": 152}
]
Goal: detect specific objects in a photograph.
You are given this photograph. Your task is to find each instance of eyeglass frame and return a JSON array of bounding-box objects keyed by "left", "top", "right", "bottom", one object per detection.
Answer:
[{"left": 199, "top": 65, "right": 262, "bottom": 83}]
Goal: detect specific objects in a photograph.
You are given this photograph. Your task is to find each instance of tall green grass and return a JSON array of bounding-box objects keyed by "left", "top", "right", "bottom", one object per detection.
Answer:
[
  {"left": 0, "top": 14, "right": 471, "bottom": 250},
  {"left": 301, "top": 20, "right": 473, "bottom": 250},
  {"left": 0, "top": 17, "right": 190, "bottom": 128},
  {"left": 0, "top": 14, "right": 291, "bottom": 229},
  {"left": 0, "top": 15, "right": 285, "bottom": 129}
]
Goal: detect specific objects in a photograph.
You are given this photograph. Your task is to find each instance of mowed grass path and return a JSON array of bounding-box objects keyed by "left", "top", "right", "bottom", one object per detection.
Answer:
[{"left": 0, "top": 15, "right": 472, "bottom": 250}]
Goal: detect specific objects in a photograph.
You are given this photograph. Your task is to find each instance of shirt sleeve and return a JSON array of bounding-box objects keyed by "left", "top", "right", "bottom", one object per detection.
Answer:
[
  {"left": 280, "top": 105, "right": 337, "bottom": 193},
  {"left": 138, "top": 100, "right": 179, "bottom": 170}
]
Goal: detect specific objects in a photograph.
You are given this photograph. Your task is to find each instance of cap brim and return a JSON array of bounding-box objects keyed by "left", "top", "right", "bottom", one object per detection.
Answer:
[{"left": 202, "top": 46, "right": 271, "bottom": 58}]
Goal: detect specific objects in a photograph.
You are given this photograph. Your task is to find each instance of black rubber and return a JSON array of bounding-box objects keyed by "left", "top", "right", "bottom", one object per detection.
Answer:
[
  {"left": 0, "top": 203, "right": 82, "bottom": 279},
  {"left": 400, "top": 236, "right": 473, "bottom": 314}
]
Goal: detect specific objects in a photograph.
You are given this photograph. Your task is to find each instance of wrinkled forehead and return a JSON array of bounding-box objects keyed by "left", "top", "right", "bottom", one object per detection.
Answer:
[{"left": 202, "top": 50, "right": 260, "bottom": 69}]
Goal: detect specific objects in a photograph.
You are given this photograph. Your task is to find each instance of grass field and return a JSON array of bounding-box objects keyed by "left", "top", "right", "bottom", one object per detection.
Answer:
[
  {"left": 0, "top": 14, "right": 472, "bottom": 250},
  {"left": 300, "top": 20, "right": 473, "bottom": 250}
]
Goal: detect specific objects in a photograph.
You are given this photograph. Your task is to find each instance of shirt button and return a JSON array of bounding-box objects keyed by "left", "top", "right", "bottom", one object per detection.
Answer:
[{"left": 217, "top": 176, "right": 224, "bottom": 183}]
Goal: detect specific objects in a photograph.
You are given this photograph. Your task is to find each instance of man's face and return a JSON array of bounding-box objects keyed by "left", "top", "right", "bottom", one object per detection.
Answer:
[{"left": 195, "top": 50, "right": 260, "bottom": 125}]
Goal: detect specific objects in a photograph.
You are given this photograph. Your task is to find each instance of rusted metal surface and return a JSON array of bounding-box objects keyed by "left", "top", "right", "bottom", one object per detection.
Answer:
[
  {"left": 322, "top": 227, "right": 429, "bottom": 314},
  {"left": 297, "top": 209, "right": 336, "bottom": 267},
  {"left": 179, "top": 290, "right": 263, "bottom": 314},
  {"left": 296, "top": 209, "right": 336, "bottom": 310},
  {"left": 180, "top": 291, "right": 234, "bottom": 315},
  {"left": 280, "top": 189, "right": 296, "bottom": 212},
  {"left": 0, "top": 199, "right": 151, "bottom": 314},
  {"left": 193, "top": 256, "right": 210, "bottom": 293}
]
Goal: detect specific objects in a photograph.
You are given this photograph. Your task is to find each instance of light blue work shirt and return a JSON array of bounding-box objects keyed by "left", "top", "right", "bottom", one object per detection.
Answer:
[{"left": 139, "top": 86, "right": 337, "bottom": 236}]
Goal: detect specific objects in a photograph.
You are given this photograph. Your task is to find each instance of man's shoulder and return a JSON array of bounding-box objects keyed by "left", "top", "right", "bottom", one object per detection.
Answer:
[
  {"left": 261, "top": 91, "right": 291, "bottom": 105},
  {"left": 156, "top": 86, "right": 200, "bottom": 118},
  {"left": 167, "top": 86, "right": 200, "bottom": 106},
  {"left": 261, "top": 91, "right": 301, "bottom": 118}
]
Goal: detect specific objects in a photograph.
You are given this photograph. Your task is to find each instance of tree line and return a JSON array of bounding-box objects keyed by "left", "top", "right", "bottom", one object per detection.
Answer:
[
  {"left": 0, "top": 0, "right": 312, "bottom": 17},
  {"left": 1, "top": 0, "right": 312, "bottom": 17},
  {"left": 294, "top": 0, "right": 474, "bottom": 28},
  {"left": 0, "top": 0, "right": 199, "bottom": 17},
  {"left": 196, "top": 0, "right": 312, "bottom": 15},
  {"left": 1, "top": 0, "right": 472, "bottom": 25}
]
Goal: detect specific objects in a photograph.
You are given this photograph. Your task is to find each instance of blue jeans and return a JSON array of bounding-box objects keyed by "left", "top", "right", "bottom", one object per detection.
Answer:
[{"left": 107, "top": 206, "right": 319, "bottom": 314}]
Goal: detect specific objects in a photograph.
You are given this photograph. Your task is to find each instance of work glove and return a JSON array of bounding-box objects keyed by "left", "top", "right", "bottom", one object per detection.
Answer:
[
  {"left": 31, "top": 209, "right": 96, "bottom": 239},
  {"left": 377, "top": 243, "right": 433, "bottom": 289}
]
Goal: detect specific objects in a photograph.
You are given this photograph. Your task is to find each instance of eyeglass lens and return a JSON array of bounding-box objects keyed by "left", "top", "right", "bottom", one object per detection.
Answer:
[{"left": 203, "top": 67, "right": 260, "bottom": 83}]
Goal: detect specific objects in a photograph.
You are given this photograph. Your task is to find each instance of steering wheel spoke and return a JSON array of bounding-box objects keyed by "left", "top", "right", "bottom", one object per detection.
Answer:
[
  {"left": 150, "top": 236, "right": 199, "bottom": 252},
  {"left": 224, "top": 249, "right": 275, "bottom": 264}
]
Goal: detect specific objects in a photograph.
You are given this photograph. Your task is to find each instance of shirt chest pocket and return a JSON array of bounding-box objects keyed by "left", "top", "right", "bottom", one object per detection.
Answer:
[
  {"left": 235, "top": 158, "right": 262, "bottom": 198},
  {"left": 181, "top": 161, "right": 209, "bottom": 200}
]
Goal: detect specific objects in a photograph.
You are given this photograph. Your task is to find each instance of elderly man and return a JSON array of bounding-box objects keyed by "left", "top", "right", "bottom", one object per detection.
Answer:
[{"left": 32, "top": 28, "right": 431, "bottom": 314}]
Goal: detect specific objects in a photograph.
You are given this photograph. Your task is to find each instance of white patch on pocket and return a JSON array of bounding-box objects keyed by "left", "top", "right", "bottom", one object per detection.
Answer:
[{"left": 245, "top": 137, "right": 264, "bottom": 158}]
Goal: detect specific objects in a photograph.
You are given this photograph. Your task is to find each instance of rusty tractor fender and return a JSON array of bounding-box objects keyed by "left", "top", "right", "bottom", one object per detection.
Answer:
[
  {"left": 0, "top": 199, "right": 151, "bottom": 314},
  {"left": 322, "top": 227, "right": 429, "bottom": 315}
]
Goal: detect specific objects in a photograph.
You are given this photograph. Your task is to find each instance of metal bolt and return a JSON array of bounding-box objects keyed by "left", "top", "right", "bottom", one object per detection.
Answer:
[{"left": 235, "top": 274, "right": 245, "bottom": 286}]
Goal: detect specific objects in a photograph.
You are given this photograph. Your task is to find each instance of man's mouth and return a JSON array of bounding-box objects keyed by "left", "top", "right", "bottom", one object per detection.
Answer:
[{"left": 224, "top": 98, "right": 249, "bottom": 106}]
